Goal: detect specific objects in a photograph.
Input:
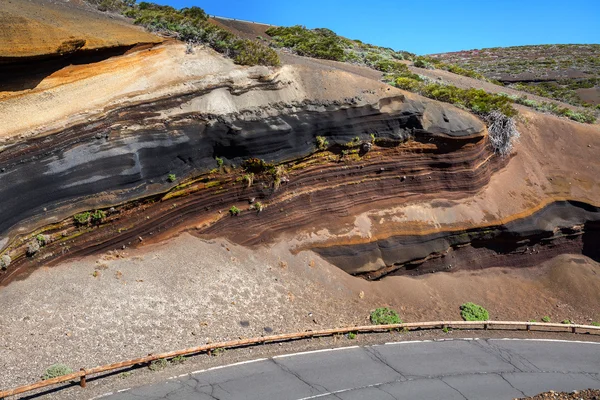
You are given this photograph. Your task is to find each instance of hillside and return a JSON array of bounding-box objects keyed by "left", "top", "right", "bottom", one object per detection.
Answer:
[
  {"left": 430, "top": 44, "right": 600, "bottom": 106},
  {"left": 0, "top": 1, "right": 599, "bottom": 394}
]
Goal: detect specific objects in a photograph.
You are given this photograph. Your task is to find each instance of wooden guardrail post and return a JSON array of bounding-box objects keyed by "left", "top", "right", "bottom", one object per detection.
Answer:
[{"left": 79, "top": 368, "right": 86, "bottom": 388}]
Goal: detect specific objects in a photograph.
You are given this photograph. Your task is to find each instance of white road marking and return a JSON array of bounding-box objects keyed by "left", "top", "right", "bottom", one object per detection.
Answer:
[
  {"left": 295, "top": 381, "right": 391, "bottom": 400},
  {"left": 88, "top": 392, "right": 113, "bottom": 399},
  {"left": 384, "top": 339, "right": 434, "bottom": 345},
  {"left": 490, "top": 338, "right": 600, "bottom": 345},
  {"left": 190, "top": 358, "right": 268, "bottom": 375},
  {"left": 273, "top": 346, "right": 360, "bottom": 359}
]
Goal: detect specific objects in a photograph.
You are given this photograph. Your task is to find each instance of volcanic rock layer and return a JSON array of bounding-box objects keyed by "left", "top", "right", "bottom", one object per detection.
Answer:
[{"left": 1, "top": 40, "right": 599, "bottom": 285}]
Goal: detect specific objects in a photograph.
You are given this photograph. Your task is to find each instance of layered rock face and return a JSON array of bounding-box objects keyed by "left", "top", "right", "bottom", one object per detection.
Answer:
[
  {"left": 0, "top": 9, "right": 599, "bottom": 285},
  {"left": 0, "top": 0, "right": 160, "bottom": 62}
]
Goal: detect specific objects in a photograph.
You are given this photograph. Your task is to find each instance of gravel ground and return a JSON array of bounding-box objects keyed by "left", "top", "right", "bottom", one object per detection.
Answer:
[
  {"left": 0, "top": 233, "right": 371, "bottom": 391},
  {"left": 521, "top": 389, "right": 600, "bottom": 399}
]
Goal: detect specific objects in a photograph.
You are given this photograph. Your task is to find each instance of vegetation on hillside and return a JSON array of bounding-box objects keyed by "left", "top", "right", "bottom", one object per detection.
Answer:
[
  {"left": 266, "top": 25, "right": 414, "bottom": 73},
  {"left": 370, "top": 307, "right": 402, "bottom": 325},
  {"left": 460, "top": 302, "right": 489, "bottom": 321},
  {"left": 431, "top": 44, "right": 600, "bottom": 80},
  {"left": 413, "top": 56, "right": 492, "bottom": 82},
  {"left": 511, "top": 78, "right": 600, "bottom": 107},
  {"left": 87, "top": 0, "right": 279, "bottom": 66},
  {"left": 430, "top": 44, "right": 600, "bottom": 109}
]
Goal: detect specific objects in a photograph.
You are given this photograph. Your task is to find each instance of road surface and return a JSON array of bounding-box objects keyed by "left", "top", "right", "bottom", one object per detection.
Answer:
[{"left": 106, "top": 339, "right": 600, "bottom": 399}]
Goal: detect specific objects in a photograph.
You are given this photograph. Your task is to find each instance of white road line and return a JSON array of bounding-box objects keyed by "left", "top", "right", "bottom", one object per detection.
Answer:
[
  {"left": 490, "top": 338, "right": 600, "bottom": 345},
  {"left": 190, "top": 358, "right": 268, "bottom": 376},
  {"left": 273, "top": 346, "right": 360, "bottom": 359},
  {"left": 295, "top": 381, "right": 390, "bottom": 400},
  {"left": 384, "top": 339, "right": 434, "bottom": 345},
  {"left": 88, "top": 392, "right": 113, "bottom": 400}
]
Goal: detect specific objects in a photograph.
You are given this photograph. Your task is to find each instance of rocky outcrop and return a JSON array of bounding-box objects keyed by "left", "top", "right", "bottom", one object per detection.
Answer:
[
  {"left": 0, "top": 43, "right": 487, "bottom": 266},
  {"left": 1, "top": 31, "right": 599, "bottom": 285}
]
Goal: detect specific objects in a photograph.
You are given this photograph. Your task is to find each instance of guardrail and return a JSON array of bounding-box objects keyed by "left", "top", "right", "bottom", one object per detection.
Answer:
[
  {"left": 1, "top": 320, "right": 598, "bottom": 398},
  {"left": 209, "top": 15, "right": 276, "bottom": 27}
]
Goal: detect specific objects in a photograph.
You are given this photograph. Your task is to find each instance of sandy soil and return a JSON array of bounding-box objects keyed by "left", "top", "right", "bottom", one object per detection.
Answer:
[
  {"left": 1, "top": 233, "right": 598, "bottom": 390},
  {"left": 0, "top": 0, "right": 160, "bottom": 59}
]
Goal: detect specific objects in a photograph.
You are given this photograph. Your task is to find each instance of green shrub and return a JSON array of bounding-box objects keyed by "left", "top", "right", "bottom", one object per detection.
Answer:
[
  {"left": 148, "top": 358, "right": 169, "bottom": 371},
  {"left": 592, "top": 322, "right": 600, "bottom": 327},
  {"left": 561, "top": 319, "right": 572, "bottom": 324},
  {"left": 229, "top": 206, "right": 241, "bottom": 216},
  {"left": 541, "top": 316, "right": 551, "bottom": 323},
  {"left": 91, "top": 210, "right": 107, "bottom": 223},
  {"left": 216, "top": 157, "right": 224, "bottom": 168},
  {"left": 171, "top": 355, "right": 187, "bottom": 365},
  {"left": 167, "top": 173, "right": 176, "bottom": 182},
  {"left": 253, "top": 201, "right": 264, "bottom": 212},
  {"left": 370, "top": 307, "right": 402, "bottom": 325},
  {"left": 74, "top": 212, "right": 91, "bottom": 226},
  {"left": 460, "top": 302, "right": 489, "bottom": 321},
  {"left": 242, "top": 158, "right": 270, "bottom": 173},
  {"left": 243, "top": 173, "right": 254, "bottom": 188},
  {"left": 413, "top": 57, "right": 431, "bottom": 69},
  {"left": 233, "top": 39, "right": 280, "bottom": 66},
  {"left": 347, "top": 332, "right": 357, "bottom": 339},
  {"left": 36, "top": 234, "right": 48, "bottom": 246},
  {"left": 42, "top": 364, "right": 73, "bottom": 380},
  {"left": 266, "top": 25, "right": 346, "bottom": 61},
  {"left": 315, "top": 136, "right": 329, "bottom": 150}
]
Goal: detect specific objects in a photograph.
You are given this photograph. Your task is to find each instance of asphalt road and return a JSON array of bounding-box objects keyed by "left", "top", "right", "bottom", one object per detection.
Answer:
[{"left": 105, "top": 339, "right": 600, "bottom": 400}]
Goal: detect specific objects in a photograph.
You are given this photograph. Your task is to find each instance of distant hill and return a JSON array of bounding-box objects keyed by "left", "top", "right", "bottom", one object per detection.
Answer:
[{"left": 429, "top": 45, "right": 600, "bottom": 105}]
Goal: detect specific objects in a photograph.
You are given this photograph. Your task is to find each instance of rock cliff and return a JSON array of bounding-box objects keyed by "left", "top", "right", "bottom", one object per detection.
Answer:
[{"left": 0, "top": 3, "right": 599, "bottom": 285}]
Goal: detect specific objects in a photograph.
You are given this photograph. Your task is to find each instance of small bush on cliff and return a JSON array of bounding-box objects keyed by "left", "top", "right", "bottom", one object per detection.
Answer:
[
  {"left": 0, "top": 254, "right": 11, "bottom": 270},
  {"left": 315, "top": 136, "right": 329, "bottom": 150},
  {"left": 243, "top": 173, "right": 254, "bottom": 188},
  {"left": 233, "top": 39, "right": 280, "bottom": 67},
  {"left": 91, "top": 210, "right": 107, "bottom": 224},
  {"left": 370, "top": 307, "right": 402, "bottom": 325},
  {"left": 266, "top": 25, "right": 346, "bottom": 61},
  {"left": 167, "top": 173, "right": 176, "bottom": 182},
  {"left": 74, "top": 212, "right": 91, "bottom": 226},
  {"left": 484, "top": 111, "right": 520, "bottom": 156},
  {"left": 42, "top": 364, "right": 73, "bottom": 380},
  {"left": 229, "top": 206, "right": 241, "bottom": 216},
  {"left": 460, "top": 302, "right": 489, "bottom": 321},
  {"left": 541, "top": 316, "right": 551, "bottom": 322}
]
